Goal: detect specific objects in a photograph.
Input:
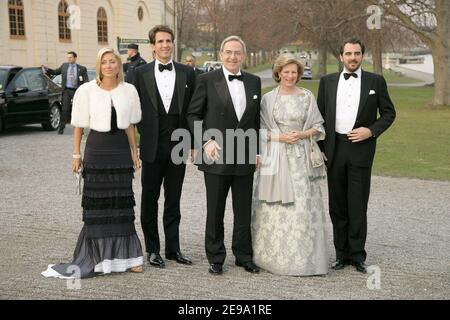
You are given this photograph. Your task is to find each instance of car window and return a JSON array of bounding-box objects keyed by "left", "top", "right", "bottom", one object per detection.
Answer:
[
  {"left": 11, "top": 69, "right": 45, "bottom": 91},
  {"left": 0, "top": 69, "right": 8, "bottom": 90},
  {"left": 12, "top": 72, "right": 28, "bottom": 89},
  {"left": 52, "top": 74, "right": 62, "bottom": 86},
  {"left": 25, "top": 69, "right": 46, "bottom": 91},
  {"left": 87, "top": 70, "right": 96, "bottom": 81}
]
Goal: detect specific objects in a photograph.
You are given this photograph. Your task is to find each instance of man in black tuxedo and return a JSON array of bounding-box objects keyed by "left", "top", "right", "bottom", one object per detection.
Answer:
[
  {"left": 187, "top": 36, "right": 261, "bottom": 275},
  {"left": 132, "top": 25, "right": 196, "bottom": 268},
  {"left": 43, "top": 51, "right": 88, "bottom": 134},
  {"left": 185, "top": 54, "right": 204, "bottom": 77},
  {"left": 317, "top": 37, "right": 396, "bottom": 273}
]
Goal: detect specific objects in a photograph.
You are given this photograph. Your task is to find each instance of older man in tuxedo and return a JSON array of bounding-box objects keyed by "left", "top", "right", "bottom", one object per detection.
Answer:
[
  {"left": 187, "top": 36, "right": 261, "bottom": 275},
  {"left": 317, "top": 37, "right": 396, "bottom": 273}
]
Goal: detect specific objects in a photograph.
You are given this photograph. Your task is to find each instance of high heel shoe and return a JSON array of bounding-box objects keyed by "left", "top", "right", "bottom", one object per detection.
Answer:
[{"left": 130, "top": 266, "right": 143, "bottom": 273}]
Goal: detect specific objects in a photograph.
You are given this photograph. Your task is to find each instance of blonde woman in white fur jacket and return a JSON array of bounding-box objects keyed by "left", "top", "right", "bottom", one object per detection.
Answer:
[{"left": 42, "top": 48, "right": 144, "bottom": 279}]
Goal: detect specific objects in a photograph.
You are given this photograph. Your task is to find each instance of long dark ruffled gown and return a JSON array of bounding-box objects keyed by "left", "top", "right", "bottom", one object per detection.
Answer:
[{"left": 42, "top": 107, "right": 143, "bottom": 278}]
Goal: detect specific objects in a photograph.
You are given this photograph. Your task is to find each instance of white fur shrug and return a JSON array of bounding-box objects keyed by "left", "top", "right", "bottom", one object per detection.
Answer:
[{"left": 70, "top": 80, "right": 141, "bottom": 131}]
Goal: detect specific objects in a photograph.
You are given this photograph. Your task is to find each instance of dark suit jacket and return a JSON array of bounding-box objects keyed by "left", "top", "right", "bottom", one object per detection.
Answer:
[
  {"left": 187, "top": 68, "right": 261, "bottom": 176},
  {"left": 46, "top": 63, "right": 88, "bottom": 89},
  {"left": 194, "top": 68, "right": 204, "bottom": 77},
  {"left": 317, "top": 70, "right": 396, "bottom": 168},
  {"left": 133, "top": 61, "right": 196, "bottom": 163},
  {"left": 124, "top": 54, "right": 147, "bottom": 83}
]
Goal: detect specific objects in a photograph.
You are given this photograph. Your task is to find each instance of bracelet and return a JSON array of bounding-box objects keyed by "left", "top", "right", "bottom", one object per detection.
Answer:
[{"left": 73, "top": 154, "right": 81, "bottom": 159}]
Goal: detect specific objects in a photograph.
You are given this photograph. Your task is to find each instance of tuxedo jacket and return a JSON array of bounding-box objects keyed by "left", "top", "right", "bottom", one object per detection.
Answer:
[
  {"left": 132, "top": 61, "right": 196, "bottom": 163},
  {"left": 317, "top": 70, "right": 396, "bottom": 168},
  {"left": 46, "top": 63, "right": 88, "bottom": 89},
  {"left": 187, "top": 68, "right": 261, "bottom": 176},
  {"left": 194, "top": 68, "right": 204, "bottom": 77}
]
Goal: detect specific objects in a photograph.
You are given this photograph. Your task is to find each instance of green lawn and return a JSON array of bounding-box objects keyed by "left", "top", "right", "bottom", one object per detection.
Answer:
[{"left": 264, "top": 81, "right": 450, "bottom": 181}]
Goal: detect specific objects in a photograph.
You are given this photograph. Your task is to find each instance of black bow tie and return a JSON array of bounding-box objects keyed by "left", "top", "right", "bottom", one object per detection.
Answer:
[
  {"left": 228, "top": 74, "right": 243, "bottom": 81},
  {"left": 158, "top": 63, "right": 173, "bottom": 72},
  {"left": 344, "top": 72, "right": 358, "bottom": 80}
]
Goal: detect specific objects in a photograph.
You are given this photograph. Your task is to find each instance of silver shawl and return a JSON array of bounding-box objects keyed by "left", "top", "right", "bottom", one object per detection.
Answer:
[{"left": 255, "top": 86, "right": 326, "bottom": 204}]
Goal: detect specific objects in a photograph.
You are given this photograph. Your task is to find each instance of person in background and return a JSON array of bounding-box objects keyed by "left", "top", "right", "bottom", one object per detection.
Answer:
[
  {"left": 185, "top": 54, "right": 204, "bottom": 76},
  {"left": 123, "top": 43, "right": 147, "bottom": 83},
  {"left": 43, "top": 51, "right": 89, "bottom": 134}
]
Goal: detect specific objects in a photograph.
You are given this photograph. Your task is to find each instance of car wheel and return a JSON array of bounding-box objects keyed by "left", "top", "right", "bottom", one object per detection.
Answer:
[{"left": 42, "top": 105, "right": 60, "bottom": 131}]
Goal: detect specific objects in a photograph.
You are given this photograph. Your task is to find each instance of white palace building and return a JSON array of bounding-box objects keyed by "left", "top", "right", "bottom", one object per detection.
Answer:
[{"left": 0, "top": 0, "right": 177, "bottom": 68}]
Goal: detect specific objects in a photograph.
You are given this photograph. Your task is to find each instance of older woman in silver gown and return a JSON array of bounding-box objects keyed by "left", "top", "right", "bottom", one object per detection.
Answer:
[{"left": 252, "top": 54, "right": 328, "bottom": 276}]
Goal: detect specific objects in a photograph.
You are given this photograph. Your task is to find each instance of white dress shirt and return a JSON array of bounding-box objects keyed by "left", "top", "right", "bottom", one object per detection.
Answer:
[
  {"left": 154, "top": 59, "right": 176, "bottom": 113},
  {"left": 223, "top": 67, "right": 246, "bottom": 121},
  {"left": 335, "top": 67, "right": 362, "bottom": 134}
]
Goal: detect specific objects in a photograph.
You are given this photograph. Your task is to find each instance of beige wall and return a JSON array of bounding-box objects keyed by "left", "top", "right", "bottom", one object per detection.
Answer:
[{"left": 0, "top": 0, "right": 176, "bottom": 69}]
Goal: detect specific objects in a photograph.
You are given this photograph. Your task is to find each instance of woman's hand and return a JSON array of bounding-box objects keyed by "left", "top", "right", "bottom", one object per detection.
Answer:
[
  {"left": 279, "top": 131, "right": 304, "bottom": 144},
  {"left": 72, "top": 158, "right": 82, "bottom": 173},
  {"left": 132, "top": 150, "right": 141, "bottom": 171}
]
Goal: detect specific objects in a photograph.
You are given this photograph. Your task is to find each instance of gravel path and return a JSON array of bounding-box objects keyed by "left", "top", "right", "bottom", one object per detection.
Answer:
[{"left": 0, "top": 126, "right": 449, "bottom": 300}]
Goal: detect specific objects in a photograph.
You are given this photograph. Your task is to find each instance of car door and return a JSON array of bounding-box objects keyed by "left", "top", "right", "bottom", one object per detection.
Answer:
[{"left": 5, "top": 68, "right": 49, "bottom": 125}]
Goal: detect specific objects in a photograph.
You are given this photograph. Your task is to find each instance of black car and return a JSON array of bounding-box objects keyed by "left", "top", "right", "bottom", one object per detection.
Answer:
[
  {"left": 0, "top": 65, "right": 62, "bottom": 133},
  {"left": 51, "top": 69, "right": 96, "bottom": 87}
]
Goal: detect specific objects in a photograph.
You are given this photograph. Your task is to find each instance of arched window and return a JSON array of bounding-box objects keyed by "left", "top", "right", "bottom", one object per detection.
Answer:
[
  {"left": 9, "top": 0, "right": 26, "bottom": 38},
  {"left": 58, "top": 0, "right": 71, "bottom": 41},
  {"left": 97, "top": 7, "right": 108, "bottom": 44}
]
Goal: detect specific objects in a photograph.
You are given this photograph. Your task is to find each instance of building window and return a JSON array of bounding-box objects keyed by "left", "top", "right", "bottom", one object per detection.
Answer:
[
  {"left": 138, "top": 7, "right": 143, "bottom": 21},
  {"left": 58, "top": 0, "right": 71, "bottom": 41},
  {"left": 9, "top": 0, "right": 26, "bottom": 39},
  {"left": 97, "top": 7, "right": 108, "bottom": 44}
]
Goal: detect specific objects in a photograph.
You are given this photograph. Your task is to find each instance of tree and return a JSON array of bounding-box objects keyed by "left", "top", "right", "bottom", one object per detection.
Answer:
[
  {"left": 176, "top": 0, "right": 202, "bottom": 61},
  {"left": 285, "top": 0, "right": 370, "bottom": 75},
  {"left": 368, "top": 0, "right": 450, "bottom": 106},
  {"left": 198, "top": 0, "right": 233, "bottom": 60}
]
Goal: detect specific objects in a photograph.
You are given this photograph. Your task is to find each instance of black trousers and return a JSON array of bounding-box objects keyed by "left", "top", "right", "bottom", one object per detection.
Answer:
[
  {"left": 327, "top": 135, "right": 372, "bottom": 263},
  {"left": 204, "top": 172, "right": 254, "bottom": 265},
  {"left": 141, "top": 155, "right": 186, "bottom": 255},
  {"left": 61, "top": 88, "right": 76, "bottom": 129}
]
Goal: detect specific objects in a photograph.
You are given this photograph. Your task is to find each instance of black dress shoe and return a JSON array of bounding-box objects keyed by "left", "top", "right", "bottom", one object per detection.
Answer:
[
  {"left": 208, "top": 263, "right": 223, "bottom": 275},
  {"left": 148, "top": 253, "right": 165, "bottom": 268},
  {"left": 351, "top": 261, "right": 368, "bottom": 273},
  {"left": 332, "top": 259, "right": 350, "bottom": 270},
  {"left": 58, "top": 128, "right": 64, "bottom": 134},
  {"left": 166, "top": 251, "right": 193, "bottom": 265},
  {"left": 235, "top": 261, "right": 260, "bottom": 273}
]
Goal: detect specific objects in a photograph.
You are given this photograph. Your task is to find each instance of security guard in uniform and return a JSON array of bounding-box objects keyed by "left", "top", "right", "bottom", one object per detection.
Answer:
[{"left": 124, "top": 43, "right": 147, "bottom": 83}]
